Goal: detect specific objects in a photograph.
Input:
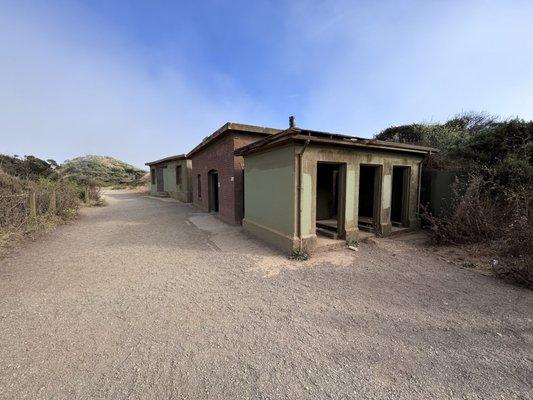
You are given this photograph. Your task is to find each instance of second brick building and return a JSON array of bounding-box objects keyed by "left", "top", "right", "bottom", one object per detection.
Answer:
[{"left": 186, "top": 122, "right": 281, "bottom": 225}]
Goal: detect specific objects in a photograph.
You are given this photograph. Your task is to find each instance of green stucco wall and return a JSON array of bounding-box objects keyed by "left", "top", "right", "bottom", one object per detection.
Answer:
[
  {"left": 150, "top": 159, "right": 192, "bottom": 202},
  {"left": 300, "top": 145, "right": 423, "bottom": 242},
  {"left": 243, "top": 142, "right": 424, "bottom": 253},
  {"left": 242, "top": 146, "right": 296, "bottom": 250}
]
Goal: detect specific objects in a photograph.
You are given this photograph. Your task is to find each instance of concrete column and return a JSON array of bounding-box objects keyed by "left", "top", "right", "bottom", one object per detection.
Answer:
[
  {"left": 300, "top": 157, "right": 317, "bottom": 251},
  {"left": 379, "top": 163, "right": 392, "bottom": 236},
  {"left": 344, "top": 164, "right": 359, "bottom": 243},
  {"left": 409, "top": 163, "right": 421, "bottom": 228}
]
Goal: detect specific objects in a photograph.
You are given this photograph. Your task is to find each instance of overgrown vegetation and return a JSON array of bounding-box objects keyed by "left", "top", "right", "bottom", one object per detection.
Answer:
[
  {"left": 0, "top": 154, "right": 59, "bottom": 179},
  {"left": 0, "top": 166, "right": 79, "bottom": 254},
  {"left": 60, "top": 155, "right": 145, "bottom": 187},
  {"left": 0, "top": 154, "right": 143, "bottom": 255},
  {"left": 377, "top": 112, "right": 532, "bottom": 287}
]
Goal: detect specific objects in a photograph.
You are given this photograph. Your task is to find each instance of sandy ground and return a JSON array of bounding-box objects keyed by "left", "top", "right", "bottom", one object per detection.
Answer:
[{"left": 0, "top": 191, "right": 531, "bottom": 399}]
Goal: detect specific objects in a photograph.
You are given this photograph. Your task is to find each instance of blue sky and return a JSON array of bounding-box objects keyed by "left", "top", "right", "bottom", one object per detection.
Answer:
[{"left": 1, "top": 0, "right": 532, "bottom": 168}]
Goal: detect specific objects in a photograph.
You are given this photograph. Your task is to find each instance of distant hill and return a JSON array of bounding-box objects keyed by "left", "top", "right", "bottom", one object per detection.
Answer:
[
  {"left": 0, "top": 154, "right": 146, "bottom": 187},
  {"left": 59, "top": 155, "right": 146, "bottom": 187}
]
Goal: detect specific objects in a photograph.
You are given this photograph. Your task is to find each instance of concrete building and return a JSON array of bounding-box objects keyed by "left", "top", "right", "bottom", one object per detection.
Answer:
[
  {"left": 187, "top": 122, "right": 281, "bottom": 225},
  {"left": 145, "top": 155, "right": 192, "bottom": 202},
  {"left": 235, "top": 126, "right": 435, "bottom": 253}
]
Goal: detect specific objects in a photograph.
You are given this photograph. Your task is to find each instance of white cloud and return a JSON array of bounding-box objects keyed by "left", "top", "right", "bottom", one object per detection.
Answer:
[
  {"left": 0, "top": 2, "right": 270, "bottom": 167},
  {"left": 284, "top": 0, "right": 533, "bottom": 136},
  {"left": 1, "top": 0, "right": 532, "bottom": 167}
]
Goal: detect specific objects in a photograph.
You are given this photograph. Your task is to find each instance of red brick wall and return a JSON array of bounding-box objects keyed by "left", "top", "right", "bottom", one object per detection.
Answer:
[{"left": 191, "top": 131, "right": 268, "bottom": 225}]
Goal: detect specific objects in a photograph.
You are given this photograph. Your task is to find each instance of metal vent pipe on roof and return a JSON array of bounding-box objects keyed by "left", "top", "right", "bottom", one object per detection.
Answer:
[{"left": 289, "top": 115, "right": 296, "bottom": 128}]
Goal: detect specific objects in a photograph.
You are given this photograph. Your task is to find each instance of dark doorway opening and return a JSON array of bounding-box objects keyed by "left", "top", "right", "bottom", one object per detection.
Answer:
[
  {"left": 391, "top": 166, "right": 410, "bottom": 226},
  {"left": 316, "top": 163, "right": 345, "bottom": 240},
  {"left": 208, "top": 170, "right": 219, "bottom": 212},
  {"left": 358, "top": 165, "right": 380, "bottom": 231},
  {"left": 156, "top": 167, "right": 165, "bottom": 192}
]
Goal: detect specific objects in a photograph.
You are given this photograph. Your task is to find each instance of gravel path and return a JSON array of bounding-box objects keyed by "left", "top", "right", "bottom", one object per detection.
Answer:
[{"left": 0, "top": 191, "right": 531, "bottom": 399}]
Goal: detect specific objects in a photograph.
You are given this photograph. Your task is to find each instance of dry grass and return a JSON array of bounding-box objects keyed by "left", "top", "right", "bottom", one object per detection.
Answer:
[
  {"left": 423, "top": 176, "right": 533, "bottom": 288},
  {"left": 0, "top": 169, "right": 81, "bottom": 256}
]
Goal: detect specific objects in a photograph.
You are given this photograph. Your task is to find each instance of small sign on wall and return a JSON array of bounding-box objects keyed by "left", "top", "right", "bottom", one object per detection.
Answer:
[
  {"left": 218, "top": 182, "right": 221, "bottom": 188},
  {"left": 230, "top": 176, "right": 234, "bottom": 181}
]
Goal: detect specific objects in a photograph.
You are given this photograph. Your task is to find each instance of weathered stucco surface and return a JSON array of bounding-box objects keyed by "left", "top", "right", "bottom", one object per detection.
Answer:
[
  {"left": 150, "top": 159, "right": 192, "bottom": 202},
  {"left": 301, "top": 145, "right": 423, "bottom": 245},
  {"left": 242, "top": 146, "right": 296, "bottom": 251},
  {"left": 243, "top": 142, "right": 424, "bottom": 253}
]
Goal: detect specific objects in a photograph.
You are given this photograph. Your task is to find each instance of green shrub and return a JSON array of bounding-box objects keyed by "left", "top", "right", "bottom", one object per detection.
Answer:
[
  {"left": 379, "top": 113, "right": 532, "bottom": 287},
  {"left": 289, "top": 249, "right": 309, "bottom": 261}
]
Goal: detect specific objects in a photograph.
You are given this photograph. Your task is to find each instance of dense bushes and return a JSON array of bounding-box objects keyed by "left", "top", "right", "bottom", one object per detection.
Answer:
[
  {"left": 0, "top": 155, "right": 105, "bottom": 254},
  {"left": 377, "top": 113, "right": 532, "bottom": 287},
  {"left": 0, "top": 153, "right": 143, "bottom": 255},
  {"left": 422, "top": 175, "right": 499, "bottom": 243},
  {"left": 0, "top": 170, "right": 80, "bottom": 252},
  {"left": 0, "top": 155, "right": 58, "bottom": 179},
  {"left": 0, "top": 170, "right": 29, "bottom": 231}
]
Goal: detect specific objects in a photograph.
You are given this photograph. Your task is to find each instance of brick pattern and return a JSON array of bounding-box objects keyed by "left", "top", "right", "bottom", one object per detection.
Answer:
[{"left": 191, "top": 131, "right": 268, "bottom": 225}]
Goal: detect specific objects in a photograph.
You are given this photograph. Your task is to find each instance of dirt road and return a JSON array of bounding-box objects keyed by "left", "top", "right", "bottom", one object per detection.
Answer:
[{"left": 0, "top": 191, "right": 531, "bottom": 399}]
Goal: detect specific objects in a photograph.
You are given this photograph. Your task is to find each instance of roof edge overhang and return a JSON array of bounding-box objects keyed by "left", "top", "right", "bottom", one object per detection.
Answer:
[
  {"left": 145, "top": 154, "right": 187, "bottom": 167},
  {"left": 235, "top": 128, "right": 438, "bottom": 157},
  {"left": 234, "top": 128, "right": 296, "bottom": 156},
  {"left": 186, "top": 122, "right": 282, "bottom": 158}
]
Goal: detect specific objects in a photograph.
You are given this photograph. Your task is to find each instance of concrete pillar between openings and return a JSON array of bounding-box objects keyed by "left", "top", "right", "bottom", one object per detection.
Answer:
[
  {"left": 380, "top": 163, "right": 393, "bottom": 236},
  {"left": 344, "top": 165, "right": 358, "bottom": 243}
]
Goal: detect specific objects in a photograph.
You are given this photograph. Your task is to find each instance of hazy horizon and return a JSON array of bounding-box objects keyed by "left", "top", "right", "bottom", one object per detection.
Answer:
[{"left": 1, "top": 0, "right": 532, "bottom": 168}]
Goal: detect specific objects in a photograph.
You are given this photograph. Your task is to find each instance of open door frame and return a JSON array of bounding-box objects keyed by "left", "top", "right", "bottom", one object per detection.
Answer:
[
  {"left": 400, "top": 167, "right": 411, "bottom": 227},
  {"left": 391, "top": 166, "right": 411, "bottom": 227},
  {"left": 358, "top": 164, "right": 382, "bottom": 233},
  {"left": 337, "top": 163, "right": 347, "bottom": 239},
  {"left": 315, "top": 162, "right": 347, "bottom": 239},
  {"left": 208, "top": 170, "right": 219, "bottom": 212}
]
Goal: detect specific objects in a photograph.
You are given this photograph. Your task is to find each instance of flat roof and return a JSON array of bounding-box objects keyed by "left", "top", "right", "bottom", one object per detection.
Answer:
[
  {"left": 145, "top": 154, "right": 187, "bottom": 166},
  {"left": 235, "top": 127, "right": 438, "bottom": 156},
  {"left": 186, "top": 122, "right": 282, "bottom": 158}
]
